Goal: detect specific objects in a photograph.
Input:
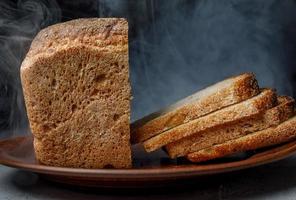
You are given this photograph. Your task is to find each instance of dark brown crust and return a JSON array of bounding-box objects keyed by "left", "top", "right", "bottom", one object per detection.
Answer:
[
  {"left": 165, "top": 96, "right": 295, "bottom": 158},
  {"left": 131, "top": 73, "right": 260, "bottom": 144},
  {"left": 143, "top": 89, "right": 277, "bottom": 152},
  {"left": 187, "top": 115, "right": 296, "bottom": 162}
]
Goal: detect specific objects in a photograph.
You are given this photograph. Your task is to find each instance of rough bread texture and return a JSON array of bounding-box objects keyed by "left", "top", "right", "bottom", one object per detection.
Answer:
[
  {"left": 143, "top": 89, "right": 277, "bottom": 152},
  {"left": 131, "top": 73, "right": 259, "bottom": 143},
  {"left": 187, "top": 115, "right": 296, "bottom": 162},
  {"left": 165, "top": 96, "right": 294, "bottom": 158},
  {"left": 21, "top": 18, "right": 132, "bottom": 168}
]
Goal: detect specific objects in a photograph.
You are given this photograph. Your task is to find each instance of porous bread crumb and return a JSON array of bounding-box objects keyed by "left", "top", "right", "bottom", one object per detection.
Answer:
[
  {"left": 187, "top": 115, "right": 296, "bottom": 162},
  {"left": 165, "top": 96, "right": 294, "bottom": 158},
  {"left": 131, "top": 73, "right": 259, "bottom": 144},
  {"left": 21, "top": 18, "right": 132, "bottom": 168},
  {"left": 143, "top": 89, "right": 277, "bottom": 152}
]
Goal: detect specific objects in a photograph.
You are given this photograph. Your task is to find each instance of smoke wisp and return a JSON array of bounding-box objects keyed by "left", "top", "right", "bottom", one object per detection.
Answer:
[
  {"left": 128, "top": 0, "right": 296, "bottom": 121},
  {"left": 0, "top": 0, "right": 61, "bottom": 137},
  {"left": 0, "top": 0, "right": 296, "bottom": 131}
]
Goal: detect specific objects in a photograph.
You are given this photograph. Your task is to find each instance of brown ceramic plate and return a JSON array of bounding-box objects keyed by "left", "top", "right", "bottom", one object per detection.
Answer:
[{"left": 1, "top": 135, "right": 296, "bottom": 188}]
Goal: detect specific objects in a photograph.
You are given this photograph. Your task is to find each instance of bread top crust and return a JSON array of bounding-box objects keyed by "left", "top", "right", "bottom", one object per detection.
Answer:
[
  {"left": 233, "top": 72, "right": 259, "bottom": 101},
  {"left": 21, "top": 18, "right": 128, "bottom": 70}
]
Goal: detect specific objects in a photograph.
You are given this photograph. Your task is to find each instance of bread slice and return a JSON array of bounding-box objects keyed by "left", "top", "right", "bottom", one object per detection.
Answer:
[
  {"left": 131, "top": 73, "right": 259, "bottom": 143},
  {"left": 187, "top": 115, "right": 296, "bottom": 162},
  {"left": 165, "top": 96, "right": 294, "bottom": 158},
  {"left": 143, "top": 89, "right": 277, "bottom": 152},
  {"left": 21, "top": 18, "right": 132, "bottom": 168}
]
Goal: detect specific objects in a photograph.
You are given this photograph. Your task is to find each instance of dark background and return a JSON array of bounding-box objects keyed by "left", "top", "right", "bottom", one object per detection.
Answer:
[{"left": 0, "top": 0, "right": 296, "bottom": 136}]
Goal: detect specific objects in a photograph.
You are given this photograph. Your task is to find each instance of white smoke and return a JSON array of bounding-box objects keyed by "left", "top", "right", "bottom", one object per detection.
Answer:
[
  {"left": 0, "top": 0, "right": 61, "bottom": 137},
  {"left": 128, "top": 0, "right": 296, "bottom": 121},
  {"left": 0, "top": 0, "right": 295, "bottom": 128}
]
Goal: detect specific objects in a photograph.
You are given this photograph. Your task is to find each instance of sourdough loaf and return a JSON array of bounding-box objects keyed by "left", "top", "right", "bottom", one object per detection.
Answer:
[{"left": 21, "top": 18, "right": 131, "bottom": 168}]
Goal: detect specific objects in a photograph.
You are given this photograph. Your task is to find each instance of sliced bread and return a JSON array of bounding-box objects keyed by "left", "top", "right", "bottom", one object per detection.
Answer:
[
  {"left": 143, "top": 89, "right": 277, "bottom": 152},
  {"left": 187, "top": 114, "right": 296, "bottom": 162},
  {"left": 165, "top": 96, "right": 294, "bottom": 158},
  {"left": 21, "top": 18, "right": 132, "bottom": 168},
  {"left": 131, "top": 73, "right": 259, "bottom": 143}
]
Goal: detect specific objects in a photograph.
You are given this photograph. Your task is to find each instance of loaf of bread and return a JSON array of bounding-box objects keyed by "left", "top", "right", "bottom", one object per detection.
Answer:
[{"left": 21, "top": 18, "right": 132, "bottom": 168}]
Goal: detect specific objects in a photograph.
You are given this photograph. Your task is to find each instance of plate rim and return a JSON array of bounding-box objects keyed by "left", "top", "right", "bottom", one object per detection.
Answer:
[{"left": 1, "top": 136, "right": 296, "bottom": 179}]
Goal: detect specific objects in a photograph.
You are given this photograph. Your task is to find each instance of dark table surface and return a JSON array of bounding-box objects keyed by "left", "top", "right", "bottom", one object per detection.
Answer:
[{"left": 1, "top": 155, "right": 296, "bottom": 200}]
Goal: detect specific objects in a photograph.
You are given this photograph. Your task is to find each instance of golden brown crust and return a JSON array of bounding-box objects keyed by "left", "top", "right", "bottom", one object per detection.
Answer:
[
  {"left": 131, "top": 73, "right": 260, "bottom": 144},
  {"left": 165, "top": 96, "right": 295, "bottom": 158},
  {"left": 25, "top": 18, "right": 127, "bottom": 60},
  {"left": 21, "top": 18, "right": 131, "bottom": 168},
  {"left": 187, "top": 115, "right": 296, "bottom": 162},
  {"left": 233, "top": 73, "right": 260, "bottom": 101},
  {"left": 143, "top": 89, "right": 277, "bottom": 152}
]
